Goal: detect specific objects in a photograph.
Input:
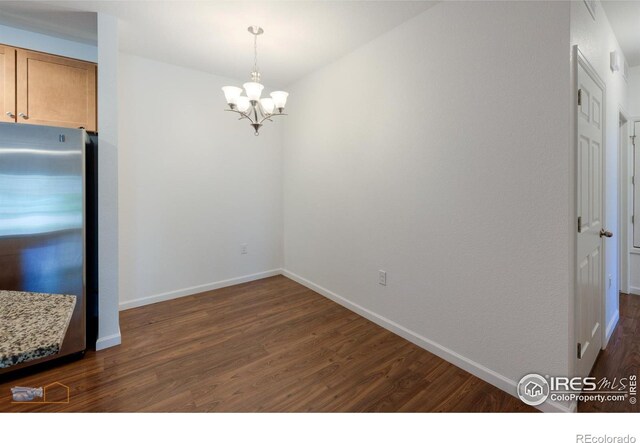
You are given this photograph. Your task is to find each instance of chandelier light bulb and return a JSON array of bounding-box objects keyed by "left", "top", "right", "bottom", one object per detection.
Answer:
[
  {"left": 243, "top": 82, "right": 264, "bottom": 101},
  {"left": 260, "top": 98, "right": 275, "bottom": 115},
  {"left": 236, "top": 96, "right": 251, "bottom": 113},
  {"left": 222, "top": 86, "right": 242, "bottom": 105},
  {"left": 270, "top": 91, "right": 289, "bottom": 111}
]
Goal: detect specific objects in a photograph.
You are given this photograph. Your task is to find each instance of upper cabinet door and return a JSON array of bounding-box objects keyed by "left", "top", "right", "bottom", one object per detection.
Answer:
[
  {"left": 0, "top": 45, "right": 16, "bottom": 123},
  {"left": 16, "top": 49, "right": 97, "bottom": 132}
]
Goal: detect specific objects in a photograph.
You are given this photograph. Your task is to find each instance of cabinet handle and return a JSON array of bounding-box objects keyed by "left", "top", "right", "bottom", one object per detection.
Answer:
[
  {"left": 18, "top": 113, "right": 28, "bottom": 120},
  {"left": 5, "top": 111, "right": 15, "bottom": 118}
]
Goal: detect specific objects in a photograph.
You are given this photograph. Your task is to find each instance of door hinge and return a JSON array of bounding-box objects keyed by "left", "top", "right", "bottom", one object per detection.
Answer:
[
  {"left": 578, "top": 216, "right": 582, "bottom": 232},
  {"left": 632, "top": 135, "right": 636, "bottom": 148},
  {"left": 633, "top": 176, "right": 635, "bottom": 185},
  {"left": 577, "top": 343, "right": 582, "bottom": 359},
  {"left": 633, "top": 215, "right": 635, "bottom": 224},
  {"left": 578, "top": 89, "right": 582, "bottom": 106}
]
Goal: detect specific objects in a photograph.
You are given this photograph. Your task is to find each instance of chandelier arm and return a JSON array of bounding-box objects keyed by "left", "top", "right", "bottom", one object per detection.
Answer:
[
  {"left": 225, "top": 108, "right": 257, "bottom": 124},
  {"left": 242, "top": 110, "right": 255, "bottom": 123},
  {"left": 257, "top": 102, "right": 266, "bottom": 119},
  {"left": 258, "top": 112, "right": 286, "bottom": 125}
]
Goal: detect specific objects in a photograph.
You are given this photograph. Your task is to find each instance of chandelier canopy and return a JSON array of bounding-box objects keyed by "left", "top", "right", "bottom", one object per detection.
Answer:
[{"left": 222, "top": 26, "right": 289, "bottom": 136}]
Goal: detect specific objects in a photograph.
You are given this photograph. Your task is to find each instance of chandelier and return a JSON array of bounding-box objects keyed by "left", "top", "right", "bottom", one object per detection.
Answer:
[{"left": 222, "top": 26, "right": 289, "bottom": 136}]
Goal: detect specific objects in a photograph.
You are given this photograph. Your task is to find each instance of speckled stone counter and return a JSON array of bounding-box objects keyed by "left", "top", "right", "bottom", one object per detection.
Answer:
[{"left": 0, "top": 291, "right": 76, "bottom": 369}]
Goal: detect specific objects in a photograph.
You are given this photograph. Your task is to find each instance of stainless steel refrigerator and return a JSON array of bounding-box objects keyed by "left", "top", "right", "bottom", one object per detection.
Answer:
[{"left": 0, "top": 122, "right": 87, "bottom": 373}]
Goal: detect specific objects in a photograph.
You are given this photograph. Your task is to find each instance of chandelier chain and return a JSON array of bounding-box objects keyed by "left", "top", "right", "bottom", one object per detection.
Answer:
[{"left": 253, "top": 33, "right": 259, "bottom": 75}]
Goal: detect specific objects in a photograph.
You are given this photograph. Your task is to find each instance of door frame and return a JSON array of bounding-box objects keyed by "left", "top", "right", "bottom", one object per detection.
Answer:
[
  {"left": 618, "top": 108, "right": 630, "bottom": 296},
  {"left": 571, "top": 46, "right": 607, "bottom": 378}
]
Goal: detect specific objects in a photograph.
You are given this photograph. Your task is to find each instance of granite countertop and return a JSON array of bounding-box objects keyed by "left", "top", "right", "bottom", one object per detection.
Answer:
[{"left": 0, "top": 291, "right": 76, "bottom": 369}]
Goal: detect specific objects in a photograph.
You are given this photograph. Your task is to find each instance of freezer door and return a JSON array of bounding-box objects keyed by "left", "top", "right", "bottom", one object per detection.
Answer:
[{"left": 0, "top": 122, "right": 86, "bottom": 362}]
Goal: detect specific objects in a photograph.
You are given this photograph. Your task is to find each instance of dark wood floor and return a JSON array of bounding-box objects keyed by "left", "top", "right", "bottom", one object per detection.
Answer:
[
  {"left": 579, "top": 293, "right": 640, "bottom": 412},
  {"left": 0, "top": 276, "right": 535, "bottom": 412},
  {"left": 2, "top": 278, "right": 639, "bottom": 412}
]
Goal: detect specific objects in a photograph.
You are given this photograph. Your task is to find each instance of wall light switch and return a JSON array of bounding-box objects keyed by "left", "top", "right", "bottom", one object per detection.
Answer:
[
  {"left": 378, "top": 270, "right": 387, "bottom": 286},
  {"left": 241, "top": 243, "right": 248, "bottom": 255}
]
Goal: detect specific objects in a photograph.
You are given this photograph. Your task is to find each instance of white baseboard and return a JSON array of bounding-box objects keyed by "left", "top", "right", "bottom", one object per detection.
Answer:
[
  {"left": 119, "top": 269, "right": 282, "bottom": 311},
  {"left": 628, "top": 286, "right": 640, "bottom": 296},
  {"left": 604, "top": 310, "right": 620, "bottom": 347},
  {"left": 282, "top": 269, "right": 572, "bottom": 413},
  {"left": 96, "top": 329, "right": 121, "bottom": 350}
]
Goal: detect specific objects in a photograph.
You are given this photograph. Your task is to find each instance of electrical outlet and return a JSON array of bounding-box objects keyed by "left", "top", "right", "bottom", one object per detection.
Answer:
[
  {"left": 378, "top": 270, "right": 387, "bottom": 286},
  {"left": 241, "top": 243, "right": 248, "bottom": 255}
]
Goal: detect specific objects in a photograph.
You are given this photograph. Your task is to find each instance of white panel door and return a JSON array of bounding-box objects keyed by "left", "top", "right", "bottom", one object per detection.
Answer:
[{"left": 576, "top": 60, "right": 604, "bottom": 379}]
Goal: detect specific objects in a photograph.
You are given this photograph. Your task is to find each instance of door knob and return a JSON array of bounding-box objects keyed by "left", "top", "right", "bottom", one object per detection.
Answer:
[
  {"left": 18, "top": 113, "right": 28, "bottom": 120},
  {"left": 5, "top": 111, "right": 15, "bottom": 118},
  {"left": 600, "top": 229, "right": 613, "bottom": 238}
]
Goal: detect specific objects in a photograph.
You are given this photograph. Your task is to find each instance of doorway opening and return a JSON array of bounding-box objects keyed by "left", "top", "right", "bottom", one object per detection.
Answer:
[{"left": 624, "top": 117, "right": 640, "bottom": 296}]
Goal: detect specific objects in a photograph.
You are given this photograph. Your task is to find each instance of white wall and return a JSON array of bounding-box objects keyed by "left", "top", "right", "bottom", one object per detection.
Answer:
[
  {"left": 96, "top": 14, "right": 121, "bottom": 349},
  {"left": 571, "top": 0, "right": 628, "bottom": 340},
  {"left": 118, "top": 54, "right": 283, "bottom": 309},
  {"left": 283, "top": 1, "right": 571, "bottom": 410},
  {"left": 0, "top": 23, "right": 97, "bottom": 62},
  {"left": 628, "top": 66, "right": 640, "bottom": 117}
]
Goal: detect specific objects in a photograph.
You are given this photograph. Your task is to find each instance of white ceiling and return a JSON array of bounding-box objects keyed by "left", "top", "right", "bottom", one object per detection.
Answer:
[
  {"left": 601, "top": 0, "right": 640, "bottom": 68},
  {"left": 0, "top": 2, "right": 97, "bottom": 44},
  {"left": 0, "top": 1, "right": 437, "bottom": 87}
]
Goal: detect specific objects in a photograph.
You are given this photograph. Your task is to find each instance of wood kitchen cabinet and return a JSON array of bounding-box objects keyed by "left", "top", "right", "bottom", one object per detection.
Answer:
[
  {"left": 0, "top": 45, "right": 16, "bottom": 124},
  {"left": 0, "top": 44, "right": 97, "bottom": 131},
  {"left": 16, "top": 49, "right": 97, "bottom": 132}
]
